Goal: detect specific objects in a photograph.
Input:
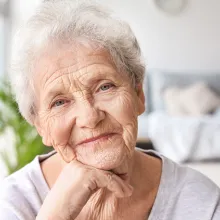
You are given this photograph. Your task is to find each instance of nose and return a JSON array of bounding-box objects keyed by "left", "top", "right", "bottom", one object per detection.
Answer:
[{"left": 75, "top": 101, "right": 105, "bottom": 128}]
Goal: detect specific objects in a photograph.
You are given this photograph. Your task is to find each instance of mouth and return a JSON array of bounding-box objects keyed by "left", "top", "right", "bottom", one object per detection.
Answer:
[{"left": 76, "top": 133, "right": 117, "bottom": 146}]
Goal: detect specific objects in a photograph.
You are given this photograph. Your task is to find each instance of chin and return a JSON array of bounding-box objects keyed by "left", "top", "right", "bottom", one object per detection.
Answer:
[
  {"left": 75, "top": 136, "right": 129, "bottom": 170},
  {"left": 89, "top": 150, "right": 127, "bottom": 170}
]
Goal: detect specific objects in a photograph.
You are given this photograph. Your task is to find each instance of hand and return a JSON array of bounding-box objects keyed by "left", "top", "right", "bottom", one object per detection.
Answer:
[{"left": 36, "top": 160, "right": 133, "bottom": 220}]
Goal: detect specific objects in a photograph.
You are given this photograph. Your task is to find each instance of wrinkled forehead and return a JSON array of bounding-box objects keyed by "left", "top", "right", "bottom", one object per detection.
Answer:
[{"left": 33, "top": 44, "right": 119, "bottom": 93}]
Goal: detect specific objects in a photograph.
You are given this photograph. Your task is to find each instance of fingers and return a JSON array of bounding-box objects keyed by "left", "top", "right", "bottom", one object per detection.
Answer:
[
  {"left": 68, "top": 159, "right": 133, "bottom": 198},
  {"left": 38, "top": 158, "right": 133, "bottom": 220},
  {"left": 104, "top": 172, "right": 133, "bottom": 198},
  {"left": 84, "top": 169, "right": 133, "bottom": 198}
]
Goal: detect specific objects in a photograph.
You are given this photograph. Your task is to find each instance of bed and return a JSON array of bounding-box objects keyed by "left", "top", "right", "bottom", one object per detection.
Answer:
[{"left": 137, "top": 70, "right": 220, "bottom": 186}]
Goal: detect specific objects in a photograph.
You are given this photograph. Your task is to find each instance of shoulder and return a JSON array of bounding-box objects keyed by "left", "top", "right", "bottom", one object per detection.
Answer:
[
  {"left": 143, "top": 150, "right": 220, "bottom": 219},
  {"left": 164, "top": 157, "right": 220, "bottom": 219},
  {"left": 176, "top": 165, "right": 220, "bottom": 201},
  {"left": 142, "top": 149, "right": 220, "bottom": 193},
  {"left": 0, "top": 156, "right": 48, "bottom": 219}
]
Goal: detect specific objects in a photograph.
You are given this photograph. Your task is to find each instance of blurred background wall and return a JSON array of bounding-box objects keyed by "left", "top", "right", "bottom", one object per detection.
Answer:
[
  {"left": 2, "top": 0, "right": 220, "bottom": 77},
  {"left": 3, "top": 0, "right": 220, "bottom": 76},
  {"left": 103, "top": 0, "right": 220, "bottom": 71}
]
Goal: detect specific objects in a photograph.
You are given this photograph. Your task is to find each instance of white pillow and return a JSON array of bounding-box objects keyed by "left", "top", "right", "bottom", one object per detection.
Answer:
[
  {"left": 163, "top": 87, "right": 187, "bottom": 116},
  {"left": 163, "top": 82, "right": 220, "bottom": 116}
]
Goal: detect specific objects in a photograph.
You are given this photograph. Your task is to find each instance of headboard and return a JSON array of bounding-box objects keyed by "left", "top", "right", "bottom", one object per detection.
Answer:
[{"left": 145, "top": 70, "right": 220, "bottom": 114}]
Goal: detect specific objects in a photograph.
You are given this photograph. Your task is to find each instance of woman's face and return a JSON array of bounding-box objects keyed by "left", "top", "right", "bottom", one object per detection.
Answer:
[{"left": 34, "top": 45, "right": 145, "bottom": 170}]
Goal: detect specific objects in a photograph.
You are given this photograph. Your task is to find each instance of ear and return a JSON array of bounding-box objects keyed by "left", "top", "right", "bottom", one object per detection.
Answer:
[
  {"left": 136, "top": 83, "right": 145, "bottom": 115},
  {"left": 34, "top": 117, "right": 52, "bottom": 147}
]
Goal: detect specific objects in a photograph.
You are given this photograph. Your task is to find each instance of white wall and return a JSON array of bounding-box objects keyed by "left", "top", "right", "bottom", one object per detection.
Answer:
[
  {"left": 11, "top": 0, "right": 41, "bottom": 31},
  {"left": 101, "top": 0, "right": 220, "bottom": 71},
  {"left": 7, "top": 0, "right": 41, "bottom": 60},
  {"left": 10, "top": 0, "right": 220, "bottom": 71},
  {"left": 0, "top": 17, "right": 4, "bottom": 76}
]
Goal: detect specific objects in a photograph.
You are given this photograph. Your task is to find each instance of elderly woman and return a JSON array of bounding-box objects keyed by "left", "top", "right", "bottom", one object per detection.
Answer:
[{"left": 0, "top": 1, "right": 220, "bottom": 220}]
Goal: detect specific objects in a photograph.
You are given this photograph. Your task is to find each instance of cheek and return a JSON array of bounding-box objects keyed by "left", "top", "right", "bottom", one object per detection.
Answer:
[
  {"left": 101, "top": 90, "right": 138, "bottom": 149},
  {"left": 105, "top": 90, "right": 138, "bottom": 124},
  {"left": 43, "top": 111, "right": 74, "bottom": 146}
]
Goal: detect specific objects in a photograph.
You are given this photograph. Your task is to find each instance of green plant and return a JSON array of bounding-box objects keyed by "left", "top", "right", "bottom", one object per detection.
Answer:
[{"left": 0, "top": 78, "right": 49, "bottom": 175}]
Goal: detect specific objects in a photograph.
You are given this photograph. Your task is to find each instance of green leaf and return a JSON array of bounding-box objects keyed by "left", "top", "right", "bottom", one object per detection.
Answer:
[{"left": 0, "top": 78, "right": 49, "bottom": 175}]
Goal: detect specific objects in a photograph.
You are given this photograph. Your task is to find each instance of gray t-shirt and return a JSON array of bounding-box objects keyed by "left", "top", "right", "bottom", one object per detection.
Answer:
[{"left": 0, "top": 149, "right": 220, "bottom": 220}]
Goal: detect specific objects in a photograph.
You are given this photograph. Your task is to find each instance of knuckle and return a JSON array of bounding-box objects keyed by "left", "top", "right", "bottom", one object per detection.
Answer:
[
  {"left": 83, "top": 179, "right": 97, "bottom": 192},
  {"left": 104, "top": 171, "right": 114, "bottom": 185}
]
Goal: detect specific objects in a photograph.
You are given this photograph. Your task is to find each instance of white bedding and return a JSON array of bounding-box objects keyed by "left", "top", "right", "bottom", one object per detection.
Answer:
[{"left": 146, "top": 111, "right": 220, "bottom": 163}]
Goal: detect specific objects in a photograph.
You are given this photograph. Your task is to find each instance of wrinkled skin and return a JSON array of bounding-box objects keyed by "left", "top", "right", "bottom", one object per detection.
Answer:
[
  {"left": 33, "top": 44, "right": 155, "bottom": 220},
  {"left": 34, "top": 44, "right": 145, "bottom": 171}
]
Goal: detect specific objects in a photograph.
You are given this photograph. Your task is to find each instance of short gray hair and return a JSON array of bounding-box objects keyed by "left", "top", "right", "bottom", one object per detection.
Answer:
[{"left": 10, "top": 0, "right": 145, "bottom": 125}]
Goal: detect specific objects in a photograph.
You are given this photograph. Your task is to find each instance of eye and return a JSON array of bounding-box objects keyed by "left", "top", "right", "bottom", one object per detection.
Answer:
[
  {"left": 99, "top": 83, "right": 114, "bottom": 92},
  {"left": 51, "top": 99, "right": 68, "bottom": 108}
]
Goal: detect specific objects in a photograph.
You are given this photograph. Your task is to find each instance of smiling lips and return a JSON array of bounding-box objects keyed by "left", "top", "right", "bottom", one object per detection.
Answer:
[{"left": 76, "top": 133, "right": 116, "bottom": 146}]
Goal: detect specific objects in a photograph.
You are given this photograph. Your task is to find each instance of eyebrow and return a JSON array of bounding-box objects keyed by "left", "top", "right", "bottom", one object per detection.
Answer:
[
  {"left": 42, "top": 70, "right": 119, "bottom": 104},
  {"left": 77, "top": 69, "right": 117, "bottom": 84}
]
